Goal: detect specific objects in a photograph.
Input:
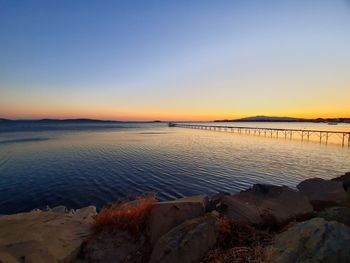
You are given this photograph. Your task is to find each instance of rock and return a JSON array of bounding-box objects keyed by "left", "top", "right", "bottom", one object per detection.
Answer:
[
  {"left": 316, "top": 206, "right": 350, "bottom": 226},
  {"left": 50, "top": 205, "right": 68, "bottom": 213},
  {"left": 297, "top": 178, "right": 350, "bottom": 210},
  {"left": 206, "top": 192, "right": 228, "bottom": 212},
  {"left": 80, "top": 197, "right": 156, "bottom": 263},
  {"left": 82, "top": 230, "right": 149, "bottom": 263},
  {"left": 221, "top": 194, "right": 262, "bottom": 225},
  {"left": 331, "top": 172, "right": 350, "bottom": 182},
  {"left": 221, "top": 184, "right": 313, "bottom": 226},
  {"left": 75, "top": 205, "right": 98, "bottom": 223},
  {"left": 0, "top": 251, "right": 20, "bottom": 263},
  {"left": 332, "top": 172, "right": 350, "bottom": 193},
  {"left": 268, "top": 217, "right": 350, "bottom": 263},
  {"left": 150, "top": 214, "right": 218, "bottom": 263},
  {"left": 0, "top": 206, "right": 97, "bottom": 263},
  {"left": 149, "top": 195, "right": 208, "bottom": 244}
]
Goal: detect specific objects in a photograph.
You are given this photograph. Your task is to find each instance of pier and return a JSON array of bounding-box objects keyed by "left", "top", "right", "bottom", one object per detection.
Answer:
[{"left": 170, "top": 123, "right": 350, "bottom": 147}]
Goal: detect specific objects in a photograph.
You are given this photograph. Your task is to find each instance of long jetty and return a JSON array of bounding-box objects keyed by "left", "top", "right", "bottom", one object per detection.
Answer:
[{"left": 170, "top": 123, "right": 350, "bottom": 147}]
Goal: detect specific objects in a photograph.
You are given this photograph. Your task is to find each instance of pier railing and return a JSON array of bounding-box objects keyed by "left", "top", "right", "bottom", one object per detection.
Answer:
[{"left": 170, "top": 123, "right": 350, "bottom": 147}]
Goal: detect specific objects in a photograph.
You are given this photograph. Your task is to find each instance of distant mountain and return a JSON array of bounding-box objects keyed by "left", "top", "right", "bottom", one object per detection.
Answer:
[
  {"left": 214, "top": 116, "right": 350, "bottom": 123},
  {"left": 0, "top": 118, "right": 122, "bottom": 124},
  {"left": 0, "top": 118, "right": 163, "bottom": 123},
  {"left": 0, "top": 118, "right": 12, "bottom": 122},
  {"left": 215, "top": 115, "right": 305, "bottom": 122},
  {"left": 38, "top": 118, "right": 120, "bottom": 123}
]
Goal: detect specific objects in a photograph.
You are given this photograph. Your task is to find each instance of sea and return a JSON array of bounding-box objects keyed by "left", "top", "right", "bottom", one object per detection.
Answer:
[{"left": 0, "top": 121, "right": 349, "bottom": 214}]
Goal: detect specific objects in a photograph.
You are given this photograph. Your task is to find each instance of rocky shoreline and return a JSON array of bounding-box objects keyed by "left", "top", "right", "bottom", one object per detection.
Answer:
[{"left": 0, "top": 172, "right": 349, "bottom": 263}]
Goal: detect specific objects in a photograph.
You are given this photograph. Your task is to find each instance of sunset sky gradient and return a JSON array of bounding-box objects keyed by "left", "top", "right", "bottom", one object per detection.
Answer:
[{"left": 1, "top": 0, "right": 350, "bottom": 121}]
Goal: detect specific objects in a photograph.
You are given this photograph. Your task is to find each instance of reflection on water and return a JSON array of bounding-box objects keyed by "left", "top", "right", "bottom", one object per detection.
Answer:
[{"left": 0, "top": 122, "right": 349, "bottom": 214}]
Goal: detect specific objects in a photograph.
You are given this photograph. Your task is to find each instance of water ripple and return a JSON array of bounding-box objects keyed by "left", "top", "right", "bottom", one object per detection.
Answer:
[
  {"left": 0, "top": 123, "right": 349, "bottom": 214},
  {"left": 0, "top": 137, "right": 51, "bottom": 145}
]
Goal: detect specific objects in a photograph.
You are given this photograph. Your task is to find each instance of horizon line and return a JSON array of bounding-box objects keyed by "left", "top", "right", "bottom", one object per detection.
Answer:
[{"left": 2, "top": 115, "right": 350, "bottom": 123}]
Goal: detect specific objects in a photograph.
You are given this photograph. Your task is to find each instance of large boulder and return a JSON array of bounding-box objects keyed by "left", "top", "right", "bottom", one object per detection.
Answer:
[
  {"left": 150, "top": 214, "right": 218, "bottom": 263},
  {"left": 332, "top": 172, "right": 350, "bottom": 193},
  {"left": 268, "top": 218, "right": 350, "bottom": 263},
  {"left": 221, "top": 184, "right": 313, "bottom": 226},
  {"left": 0, "top": 251, "right": 20, "bottom": 263},
  {"left": 81, "top": 230, "right": 149, "bottom": 263},
  {"left": 316, "top": 206, "right": 350, "bottom": 227},
  {"left": 149, "top": 195, "right": 208, "bottom": 244},
  {"left": 297, "top": 178, "right": 350, "bottom": 210},
  {"left": 0, "top": 206, "right": 96, "bottom": 263}
]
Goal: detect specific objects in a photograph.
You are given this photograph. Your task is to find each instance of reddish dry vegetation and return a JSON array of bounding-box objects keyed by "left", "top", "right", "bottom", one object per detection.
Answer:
[
  {"left": 202, "top": 218, "right": 273, "bottom": 263},
  {"left": 92, "top": 195, "right": 156, "bottom": 235}
]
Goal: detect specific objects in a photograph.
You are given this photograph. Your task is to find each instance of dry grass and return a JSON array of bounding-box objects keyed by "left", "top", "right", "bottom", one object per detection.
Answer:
[
  {"left": 202, "top": 218, "right": 273, "bottom": 263},
  {"left": 217, "top": 218, "right": 272, "bottom": 248},
  {"left": 203, "top": 246, "right": 267, "bottom": 263},
  {"left": 92, "top": 194, "right": 156, "bottom": 236}
]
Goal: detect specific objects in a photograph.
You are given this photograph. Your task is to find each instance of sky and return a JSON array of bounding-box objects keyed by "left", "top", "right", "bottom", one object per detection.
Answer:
[{"left": 0, "top": 0, "right": 350, "bottom": 121}]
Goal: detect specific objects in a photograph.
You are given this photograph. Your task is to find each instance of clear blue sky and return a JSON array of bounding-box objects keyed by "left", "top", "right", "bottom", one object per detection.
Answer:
[{"left": 1, "top": 0, "right": 350, "bottom": 120}]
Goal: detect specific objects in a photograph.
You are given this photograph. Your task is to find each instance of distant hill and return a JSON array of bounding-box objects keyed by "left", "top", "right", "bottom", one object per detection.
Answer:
[
  {"left": 0, "top": 118, "right": 12, "bottom": 122},
  {"left": 215, "top": 115, "right": 305, "bottom": 122},
  {"left": 214, "top": 116, "right": 350, "bottom": 123},
  {"left": 0, "top": 118, "right": 163, "bottom": 123},
  {"left": 0, "top": 118, "right": 121, "bottom": 123},
  {"left": 38, "top": 118, "right": 120, "bottom": 123}
]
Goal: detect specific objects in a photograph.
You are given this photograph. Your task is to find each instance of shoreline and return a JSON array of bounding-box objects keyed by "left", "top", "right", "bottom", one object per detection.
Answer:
[{"left": 0, "top": 172, "right": 349, "bottom": 262}]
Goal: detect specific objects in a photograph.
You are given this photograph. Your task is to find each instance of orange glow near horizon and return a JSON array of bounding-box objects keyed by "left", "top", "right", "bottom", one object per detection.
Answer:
[{"left": 1, "top": 107, "right": 350, "bottom": 122}]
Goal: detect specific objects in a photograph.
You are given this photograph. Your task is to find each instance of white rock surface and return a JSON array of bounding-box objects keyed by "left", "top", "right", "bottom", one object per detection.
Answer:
[{"left": 0, "top": 206, "right": 96, "bottom": 263}]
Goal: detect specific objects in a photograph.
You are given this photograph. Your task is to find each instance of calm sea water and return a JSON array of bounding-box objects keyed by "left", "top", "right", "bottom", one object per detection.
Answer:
[{"left": 0, "top": 121, "right": 349, "bottom": 214}]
